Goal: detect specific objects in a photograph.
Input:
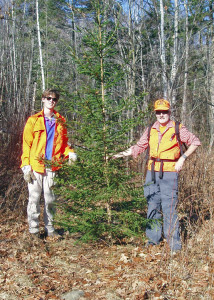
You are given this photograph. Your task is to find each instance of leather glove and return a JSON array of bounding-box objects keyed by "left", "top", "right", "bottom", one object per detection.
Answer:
[
  {"left": 21, "top": 166, "right": 36, "bottom": 183},
  {"left": 68, "top": 152, "right": 77, "bottom": 165}
]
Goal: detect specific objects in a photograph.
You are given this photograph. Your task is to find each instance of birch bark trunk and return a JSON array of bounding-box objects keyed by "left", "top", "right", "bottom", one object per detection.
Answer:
[
  {"left": 71, "top": 0, "right": 78, "bottom": 91},
  {"left": 11, "top": 4, "right": 17, "bottom": 110},
  {"left": 36, "top": 0, "right": 45, "bottom": 91},
  {"left": 26, "top": 37, "right": 34, "bottom": 115},
  {"left": 170, "top": 0, "right": 178, "bottom": 111},
  {"left": 181, "top": 0, "right": 189, "bottom": 125},
  {"left": 159, "top": 0, "right": 167, "bottom": 99}
]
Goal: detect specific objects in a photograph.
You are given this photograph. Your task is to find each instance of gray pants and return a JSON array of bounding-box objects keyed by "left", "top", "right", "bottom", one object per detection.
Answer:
[
  {"left": 27, "top": 169, "right": 56, "bottom": 234},
  {"left": 144, "top": 171, "right": 181, "bottom": 251}
]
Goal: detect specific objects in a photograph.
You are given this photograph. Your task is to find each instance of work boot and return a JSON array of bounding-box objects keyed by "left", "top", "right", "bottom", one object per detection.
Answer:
[{"left": 45, "top": 230, "right": 61, "bottom": 240}]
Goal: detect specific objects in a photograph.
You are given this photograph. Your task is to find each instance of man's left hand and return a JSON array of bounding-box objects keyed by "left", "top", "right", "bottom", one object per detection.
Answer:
[
  {"left": 68, "top": 152, "right": 77, "bottom": 165},
  {"left": 174, "top": 156, "right": 185, "bottom": 172}
]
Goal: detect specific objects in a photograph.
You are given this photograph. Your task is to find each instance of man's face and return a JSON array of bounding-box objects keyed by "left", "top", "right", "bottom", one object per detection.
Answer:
[
  {"left": 155, "top": 110, "right": 170, "bottom": 126},
  {"left": 42, "top": 94, "right": 58, "bottom": 110}
]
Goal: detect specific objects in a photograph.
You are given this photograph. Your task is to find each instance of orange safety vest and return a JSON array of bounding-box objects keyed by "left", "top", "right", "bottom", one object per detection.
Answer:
[
  {"left": 147, "top": 121, "right": 182, "bottom": 172},
  {"left": 20, "top": 110, "right": 74, "bottom": 173}
]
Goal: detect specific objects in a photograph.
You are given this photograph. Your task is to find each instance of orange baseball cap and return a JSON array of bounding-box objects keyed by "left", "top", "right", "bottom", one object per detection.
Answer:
[{"left": 154, "top": 99, "right": 170, "bottom": 111}]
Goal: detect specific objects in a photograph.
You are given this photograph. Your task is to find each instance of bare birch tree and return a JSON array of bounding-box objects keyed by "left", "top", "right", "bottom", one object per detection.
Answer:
[
  {"left": 36, "top": 0, "right": 45, "bottom": 91},
  {"left": 170, "top": 0, "right": 179, "bottom": 110},
  {"left": 159, "top": 0, "right": 167, "bottom": 99},
  {"left": 181, "top": 0, "right": 189, "bottom": 125},
  {"left": 127, "top": 0, "right": 137, "bottom": 143}
]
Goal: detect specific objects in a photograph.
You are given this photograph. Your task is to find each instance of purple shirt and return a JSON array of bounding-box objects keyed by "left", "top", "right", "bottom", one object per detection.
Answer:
[{"left": 44, "top": 116, "right": 56, "bottom": 160}]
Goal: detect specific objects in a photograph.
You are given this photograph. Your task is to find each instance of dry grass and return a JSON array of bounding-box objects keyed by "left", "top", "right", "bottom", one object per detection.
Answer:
[{"left": 178, "top": 147, "right": 214, "bottom": 243}]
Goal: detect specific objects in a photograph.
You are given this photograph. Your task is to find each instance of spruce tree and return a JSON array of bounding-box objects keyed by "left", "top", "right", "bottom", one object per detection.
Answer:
[{"left": 54, "top": 0, "right": 148, "bottom": 243}]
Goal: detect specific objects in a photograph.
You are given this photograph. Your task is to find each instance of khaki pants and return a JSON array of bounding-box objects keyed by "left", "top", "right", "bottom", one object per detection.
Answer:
[{"left": 27, "top": 169, "right": 56, "bottom": 234}]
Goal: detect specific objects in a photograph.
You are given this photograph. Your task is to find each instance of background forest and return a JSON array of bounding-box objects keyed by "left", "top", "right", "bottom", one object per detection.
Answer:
[{"left": 0, "top": 0, "right": 213, "bottom": 148}]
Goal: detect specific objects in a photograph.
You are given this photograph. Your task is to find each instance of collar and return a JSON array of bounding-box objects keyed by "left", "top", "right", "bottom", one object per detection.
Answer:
[
  {"left": 44, "top": 114, "right": 55, "bottom": 120},
  {"left": 152, "top": 120, "right": 174, "bottom": 131},
  {"left": 37, "top": 109, "right": 59, "bottom": 117}
]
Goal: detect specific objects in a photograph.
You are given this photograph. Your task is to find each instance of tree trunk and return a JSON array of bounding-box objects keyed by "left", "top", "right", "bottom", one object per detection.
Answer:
[
  {"left": 32, "top": 82, "right": 37, "bottom": 114},
  {"left": 97, "top": 3, "right": 111, "bottom": 225},
  {"left": 170, "top": 0, "right": 178, "bottom": 112},
  {"left": 127, "top": 0, "right": 136, "bottom": 143},
  {"left": 36, "top": 0, "right": 45, "bottom": 91},
  {"left": 26, "top": 37, "right": 35, "bottom": 116},
  {"left": 209, "top": 2, "right": 214, "bottom": 150},
  {"left": 159, "top": 0, "right": 167, "bottom": 99},
  {"left": 181, "top": 0, "right": 189, "bottom": 125},
  {"left": 11, "top": 3, "right": 17, "bottom": 111}
]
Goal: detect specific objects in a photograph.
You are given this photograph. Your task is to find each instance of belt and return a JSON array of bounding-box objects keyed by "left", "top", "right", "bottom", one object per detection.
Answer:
[{"left": 150, "top": 157, "right": 178, "bottom": 183}]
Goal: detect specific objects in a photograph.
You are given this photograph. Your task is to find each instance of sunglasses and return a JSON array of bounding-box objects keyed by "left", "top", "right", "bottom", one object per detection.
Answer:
[
  {"left": 155, "top": 110, "right": 169, "bottom": 115},
  {"left": 46, "top": 97, "right": 58, "bottom": 102}
]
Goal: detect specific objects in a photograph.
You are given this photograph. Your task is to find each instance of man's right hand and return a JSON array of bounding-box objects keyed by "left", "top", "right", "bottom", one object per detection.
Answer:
[
  {"left": 111, "top": 148, "right": 132, "bottom": 159},
  {"left": 68, "top": 152, "right": 77, "bottom": 165},
  {"left": 21, "top": 166, "right": 36, "bottom": 183}
]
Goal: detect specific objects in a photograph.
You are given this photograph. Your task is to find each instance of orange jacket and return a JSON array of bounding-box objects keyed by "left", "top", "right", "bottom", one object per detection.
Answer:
[
  {"left": 21, "top": 110, "right": 74, "bottom": 173},
  {"left": 148, "top": 121, "right": 182, "bottom": 172}
]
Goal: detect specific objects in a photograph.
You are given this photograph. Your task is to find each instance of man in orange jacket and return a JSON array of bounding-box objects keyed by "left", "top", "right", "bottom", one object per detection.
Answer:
[
  {"left": 21, "top": 89, "right": 77, "bottom": 239},
  {"left": 113, "top": 99, "right": 201, "bottom": 252}
]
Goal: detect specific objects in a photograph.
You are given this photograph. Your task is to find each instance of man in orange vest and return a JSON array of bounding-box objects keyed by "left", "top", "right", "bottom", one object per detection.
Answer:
[
  {"left": 113, "top": 99, "right": 201, "bottom": 251},
  {"left": 21, "top": 89, "right": 77, "bottom": 240}
]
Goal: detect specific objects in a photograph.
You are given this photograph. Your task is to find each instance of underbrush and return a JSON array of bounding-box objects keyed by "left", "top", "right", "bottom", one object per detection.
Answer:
[
  {"left": 0, "top": 146, "right": 213, "bottom": 245},
  {"left": 0, "top": 135, "right": 27, "bottom": 214},
  {"left": 0, "top": 146, "right": 214, "bottom": 298},
  {"left": 178, "top": 147, "right": 214, "bottom": 242}
]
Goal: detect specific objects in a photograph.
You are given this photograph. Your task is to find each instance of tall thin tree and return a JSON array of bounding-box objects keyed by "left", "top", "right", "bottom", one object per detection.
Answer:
[{"left": 36, "top": 0, "right": 45, "bottom": 91}]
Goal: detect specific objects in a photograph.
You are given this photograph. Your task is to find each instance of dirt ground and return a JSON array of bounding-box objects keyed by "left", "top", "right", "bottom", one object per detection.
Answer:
[{"left": 0, "top": 210, "right": 214, "bottom": 300}]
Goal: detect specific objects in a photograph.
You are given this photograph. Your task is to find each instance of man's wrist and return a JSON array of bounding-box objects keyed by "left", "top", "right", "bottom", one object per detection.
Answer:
[
  {"left": 68, "top": 152, "right": 77, "bottom": 162},
  {"left": 182, "top": 154, "right": 187, "bottom": 160},
  {"left": 21, "top": 165, "right": 31, "bottom": 174}
]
